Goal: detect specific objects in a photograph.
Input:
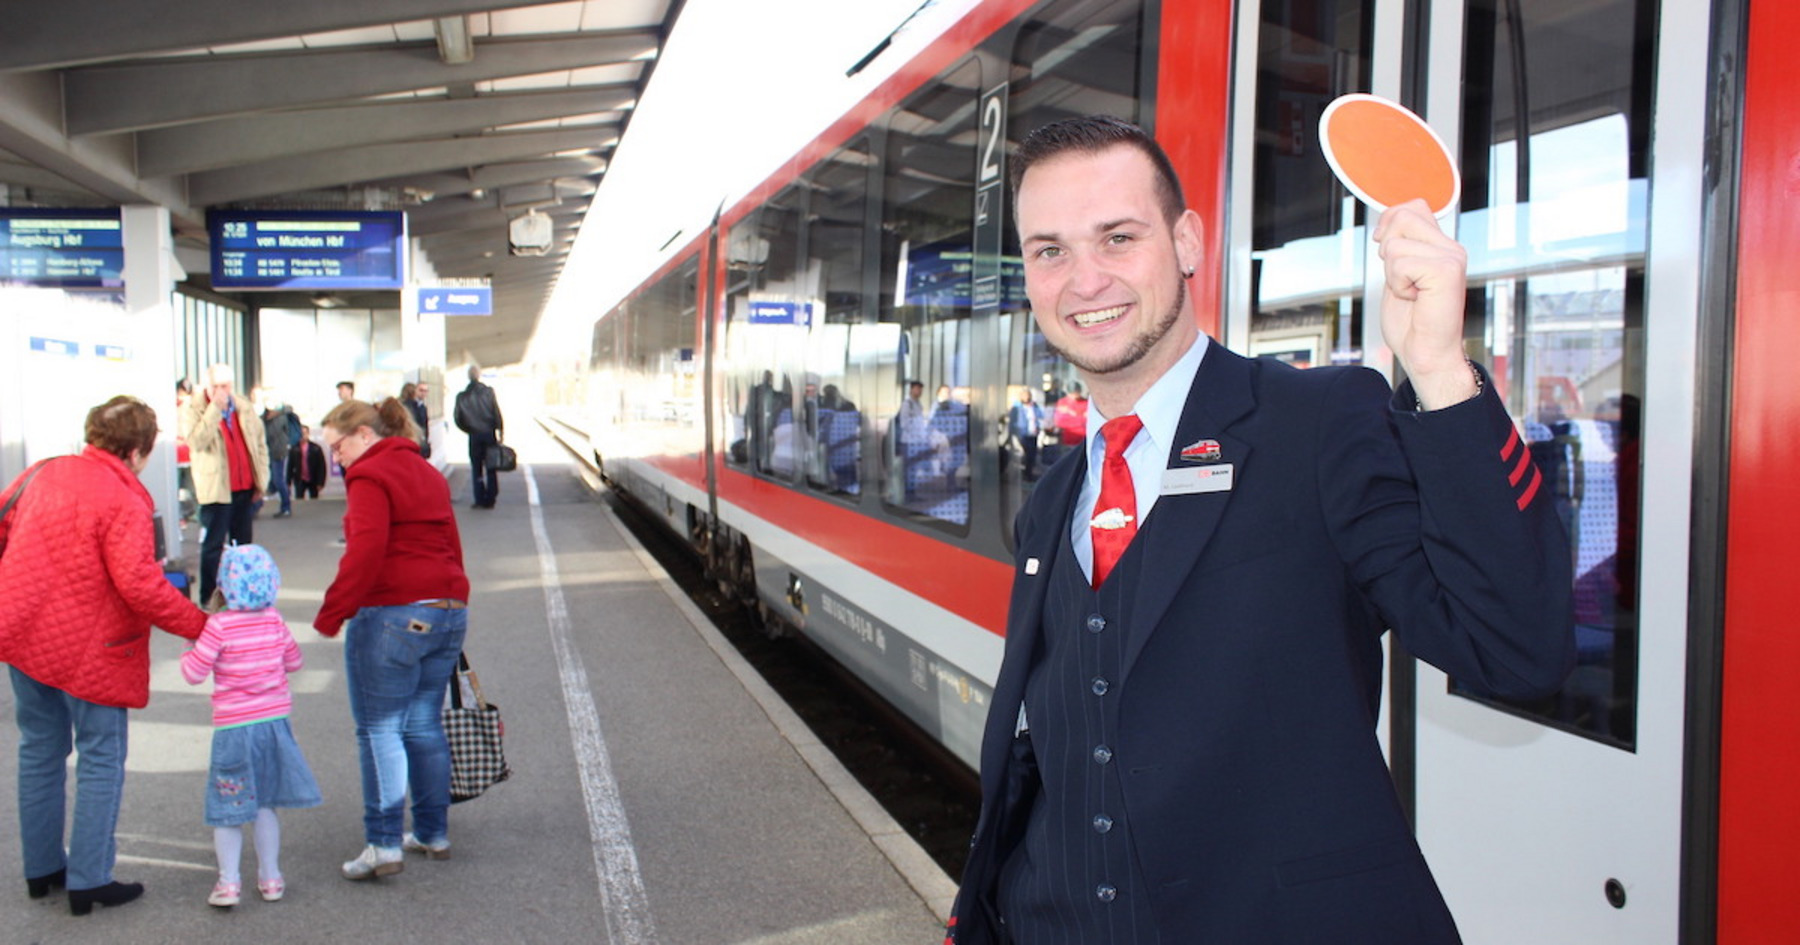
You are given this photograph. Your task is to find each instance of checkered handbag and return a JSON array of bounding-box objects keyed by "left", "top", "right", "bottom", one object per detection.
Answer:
[{"left": 444, "top": 652, "right": 511, "bottom": 803}]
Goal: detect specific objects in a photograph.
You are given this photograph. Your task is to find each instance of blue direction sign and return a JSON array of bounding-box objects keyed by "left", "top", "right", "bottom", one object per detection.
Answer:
[
  {"left": 747, "top": 300, "right": 812, "bottom": 326},
  {"left": 1, "top": 209, "right": 124, "bottom": 288},
  {"left": 418, "top": 286, "right": 493, "bottom": 316}
]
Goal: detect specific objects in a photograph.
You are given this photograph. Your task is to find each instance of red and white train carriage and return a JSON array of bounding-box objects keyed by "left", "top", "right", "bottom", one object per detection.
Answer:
[{"left": 563, "top": 0, "right": 1799, "bottom": 941}]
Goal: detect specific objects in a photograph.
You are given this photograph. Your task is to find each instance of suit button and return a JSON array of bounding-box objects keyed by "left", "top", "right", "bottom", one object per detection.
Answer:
[
  {"left": 1096, "top": 884, "right": 1117, "bottom": 902},
  {"left": 1091, "top": 676, "right": 1109, "bottom": 696},
  {"left": 1093, "top": 813, "right": 1113, "bottom": 833},
  {"left": 1086, "top": 614, "right": 1106, "bottom": 633},
  {"left": 1092, "top": 745, "right": 1112, "bottom": 764}
]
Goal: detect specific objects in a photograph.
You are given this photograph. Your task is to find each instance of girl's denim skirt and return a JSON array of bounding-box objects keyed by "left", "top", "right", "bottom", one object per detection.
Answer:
[{"left": 204, "top": 717, "right": 323, "bottom": 827}]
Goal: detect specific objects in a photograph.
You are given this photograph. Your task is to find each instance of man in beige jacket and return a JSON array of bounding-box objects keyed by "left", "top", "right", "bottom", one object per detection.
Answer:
[{"left": 180, "top": 363, "right": 268, "bottom": 605}]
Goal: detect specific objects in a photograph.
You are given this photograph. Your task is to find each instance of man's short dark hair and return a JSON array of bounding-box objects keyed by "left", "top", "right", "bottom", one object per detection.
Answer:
[
  {"left": 1010, "top": 114, "right": 1186, "bottom": 225},
  {"left": 337, "top": 380, "right": 355, "bottom": 392}
]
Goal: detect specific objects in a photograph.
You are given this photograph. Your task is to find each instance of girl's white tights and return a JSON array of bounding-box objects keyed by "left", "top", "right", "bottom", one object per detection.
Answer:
[{"left": 214, "top": 808, "right": 282, "bottom": 884}]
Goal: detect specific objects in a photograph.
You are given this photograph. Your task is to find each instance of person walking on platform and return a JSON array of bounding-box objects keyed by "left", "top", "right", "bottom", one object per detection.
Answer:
[
  {"left": 182, "top": 363, "right": 269, "bottom": 606},
  {"left": 179, "top": 544, "right": 321, "bottom": 908},
  {"left": 314, "top": 398, "right": 469, "bottom": 880},
  {"left": 0, "top": 396, "right": 209, "bottom": 916},
  {"left": 289, "top": 425, "right": 327, "bottom": 501},
  {"left": 402, "top": 381, "right": 432, "bottom": 460},
  {"left": 944, "top": 116, "right": 1576, "bottom": 944},
  {"left": 452, "top": 366, "right": 504, "bottom": 509},
  {"left": 260, "top": 399, "right": 294, "bottom": 519}
]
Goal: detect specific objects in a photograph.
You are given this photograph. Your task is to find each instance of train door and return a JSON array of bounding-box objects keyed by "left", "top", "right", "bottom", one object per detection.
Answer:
[
  {"left": 1405, "top": 1, "right": 1698, "bottom": 941},
  {"left": 1227, "top": 0, "right": 1703, "bottom": 941}
]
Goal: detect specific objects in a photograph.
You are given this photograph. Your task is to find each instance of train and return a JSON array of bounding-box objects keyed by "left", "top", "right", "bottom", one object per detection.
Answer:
[{"left": 550, "top": 1, "right": 1796, "bottom": 942}]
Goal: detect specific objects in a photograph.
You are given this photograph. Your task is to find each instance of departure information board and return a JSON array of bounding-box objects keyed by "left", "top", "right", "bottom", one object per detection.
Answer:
[
  {"left": 0, "top": 208, "right": 124, "bottom": 288},
  {"left": 209, "top": 210, "right": 405, "bottom": 290}
]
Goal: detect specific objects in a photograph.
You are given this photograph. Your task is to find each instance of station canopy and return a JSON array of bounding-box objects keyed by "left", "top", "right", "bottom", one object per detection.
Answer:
[{"left": 0, "top": 0, "right": 683, "bottom": 367}]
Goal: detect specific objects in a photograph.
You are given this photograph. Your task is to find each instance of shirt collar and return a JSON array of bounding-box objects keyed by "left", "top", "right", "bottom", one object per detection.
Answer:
[{"left": 1084, "top": 332, "right": 1210, "bottom": 465}]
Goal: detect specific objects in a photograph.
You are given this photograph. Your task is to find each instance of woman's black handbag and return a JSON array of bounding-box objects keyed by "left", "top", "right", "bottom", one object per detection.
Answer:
[
  {"left": 444, "top": 652, "right": 511, "bottom": 803},
  {"left": 487, "top": 443, "right": 518, "bottom": 473}
]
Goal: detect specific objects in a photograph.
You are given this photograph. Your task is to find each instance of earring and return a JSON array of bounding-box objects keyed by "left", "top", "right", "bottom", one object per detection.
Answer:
[{"left": 1183, "top": 266, "right": 1196, "bottom": 278}]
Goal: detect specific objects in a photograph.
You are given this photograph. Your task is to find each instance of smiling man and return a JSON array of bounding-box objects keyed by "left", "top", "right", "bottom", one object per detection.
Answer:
[{"left": 945, "top": 115, "right": 1576, "bottom": 944}]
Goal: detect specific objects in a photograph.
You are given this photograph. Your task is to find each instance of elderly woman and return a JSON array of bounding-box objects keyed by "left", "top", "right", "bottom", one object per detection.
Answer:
[
  {"left": 313, "top": 398, "right": 468, "bottom": 880},
  {"left": 0, "top": 396, "right": 208, "bottom": 915}
]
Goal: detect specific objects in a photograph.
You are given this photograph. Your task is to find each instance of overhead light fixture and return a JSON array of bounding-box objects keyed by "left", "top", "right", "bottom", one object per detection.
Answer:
[
  {"left": 434, "top": 16, "right": 474, "bottom": 65},
  {"left": 311, "top": 293, "right": 346, "bottom": 309},
  {"left": 468, "top": 188, "right": 486, "bottom": 200},
  {"left": 509, "top": 210, "right": 552, "bottom": 256}
]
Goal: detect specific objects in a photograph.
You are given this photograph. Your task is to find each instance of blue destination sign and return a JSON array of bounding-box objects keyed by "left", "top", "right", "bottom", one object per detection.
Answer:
[
  {"left": 747, "top": 300, "right": 812, "bottom": 326},
  {"left": 1, "top": 209, "right": 124, "bottom": 288},
  {"left": 418, "top": 286, "right": 492, "bottom": 316},
  {"left": 30, "top": 336, "right": 80, "bottom": 357},
  {"left": 209, "top": 210, "right": 405, "bottom": 290}
]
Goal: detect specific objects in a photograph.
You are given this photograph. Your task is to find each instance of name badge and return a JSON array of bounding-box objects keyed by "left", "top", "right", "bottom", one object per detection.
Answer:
[{"left": 1162, "top": 463, "right": 1234, "bottom": 495}]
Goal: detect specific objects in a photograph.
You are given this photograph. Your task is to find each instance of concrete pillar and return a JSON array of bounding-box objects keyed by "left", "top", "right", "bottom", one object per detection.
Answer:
[{"left": 121, "top": 204, "right": 186, "bottom": 561}]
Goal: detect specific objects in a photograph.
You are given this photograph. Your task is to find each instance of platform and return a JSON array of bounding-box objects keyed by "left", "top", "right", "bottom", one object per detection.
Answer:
[{"left": 0, "top": 422, "right": 954, "bottom": 944}]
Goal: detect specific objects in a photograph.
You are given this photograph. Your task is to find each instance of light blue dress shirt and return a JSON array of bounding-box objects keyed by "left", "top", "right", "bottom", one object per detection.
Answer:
[{"left": 1071, "top": 333, "right": 1210, "bottom": 583}]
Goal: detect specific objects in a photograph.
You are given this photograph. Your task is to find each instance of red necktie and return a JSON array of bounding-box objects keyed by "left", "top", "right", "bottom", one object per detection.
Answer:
[{"left": 1090, "top": 414, "right": 1144, "bottom": 588}]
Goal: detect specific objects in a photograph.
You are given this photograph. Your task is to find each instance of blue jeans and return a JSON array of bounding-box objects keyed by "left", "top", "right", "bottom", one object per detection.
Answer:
[
  {"left": 10, "top": 667, "right": 128, "bottom": 891},
  {"left": 342, "top": 604, "right": 467, "bottom": 848},
  {"left": 267, "top": 457, "right": 292, "bottom": 514}
]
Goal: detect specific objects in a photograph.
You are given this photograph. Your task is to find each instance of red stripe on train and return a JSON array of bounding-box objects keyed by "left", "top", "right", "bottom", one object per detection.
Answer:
[{"left": 642, "top": 455, "right": 1013, "bottom": 636}]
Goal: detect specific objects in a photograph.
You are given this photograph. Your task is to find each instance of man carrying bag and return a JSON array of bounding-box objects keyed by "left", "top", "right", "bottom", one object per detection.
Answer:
[{"left": 453, "top": 366, "right": 505, "bottom": 509}]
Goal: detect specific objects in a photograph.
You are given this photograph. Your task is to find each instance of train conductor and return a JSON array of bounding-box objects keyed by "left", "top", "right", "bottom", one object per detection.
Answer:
[{"left": 945, "top": 115, "right": 1576, "bottom": 944}]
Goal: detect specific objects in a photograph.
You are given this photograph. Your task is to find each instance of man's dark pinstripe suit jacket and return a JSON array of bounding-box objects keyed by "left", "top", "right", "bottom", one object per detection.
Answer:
[{"left": 948, "top": 343, "right": 1575, "bottom": 945}]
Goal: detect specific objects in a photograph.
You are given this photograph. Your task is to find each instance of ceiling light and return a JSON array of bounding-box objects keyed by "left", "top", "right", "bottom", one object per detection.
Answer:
[{"left": 435, "top": 16, "right": 474, "bottom": 65}]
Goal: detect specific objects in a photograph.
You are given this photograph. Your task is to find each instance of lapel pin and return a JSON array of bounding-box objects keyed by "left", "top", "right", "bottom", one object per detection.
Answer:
[
  {"left": 1179, "top": 438, "right": 1223, "bottom": 463},
  {"left": 1025, "top": 557, "right": 1041, "bottom": 575}
]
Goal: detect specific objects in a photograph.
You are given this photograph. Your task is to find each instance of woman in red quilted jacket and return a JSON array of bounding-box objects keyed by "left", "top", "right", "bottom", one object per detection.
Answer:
[{"left": 0, "top": 396, "right": 207, "bottom": 915}]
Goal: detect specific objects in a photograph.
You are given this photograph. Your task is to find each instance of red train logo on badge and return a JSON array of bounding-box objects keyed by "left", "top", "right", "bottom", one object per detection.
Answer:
[{"left": 1180, "top": 439, "right": 1223, "bottom": 463}]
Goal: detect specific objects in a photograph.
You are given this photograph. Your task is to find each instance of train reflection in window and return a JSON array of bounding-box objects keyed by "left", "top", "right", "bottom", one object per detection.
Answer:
[
  {"left": 997, "top": 0, "right": 1146, "bottom": 537},
  {"left": 1449, "top": 0, "right": 1653, "bottom": 750},
  {"left": 877, "top": 60, "right": 980, "bottom": 530}
]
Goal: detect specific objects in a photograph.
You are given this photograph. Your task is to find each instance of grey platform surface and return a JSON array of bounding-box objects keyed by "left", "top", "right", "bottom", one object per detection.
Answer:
[{"left": 0, "top": 423, "right": 953, "bottom": 944}]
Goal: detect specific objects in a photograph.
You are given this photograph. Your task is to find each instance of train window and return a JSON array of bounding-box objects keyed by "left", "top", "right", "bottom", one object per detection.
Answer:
[
  {"left": 651, "top": 261, "right": 702, "bottom": 432},
  {"left": 724, "top": 187, "right": 806, "bottom": 480},
  {"left": 1250, "top": 0, "right": 1374, "bottom": 367},
  {"left": 609, "top": 261, "right": 701, "bottom": 448},
  {"left": 998, "top": 0, "right": 1147, "bottom": 540},
  {"left": 1450, "top": 0, "right": 1654, "bottom": 750},
  {"left": 801, "top": 140, "right": 873, "bottom": 499},
  {"left": 876, "top": 59, "right": 982, "bottom": 531}
]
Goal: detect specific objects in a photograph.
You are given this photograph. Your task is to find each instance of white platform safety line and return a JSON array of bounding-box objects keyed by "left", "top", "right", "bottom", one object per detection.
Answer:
[
  {"left": 594, "top": 488, "right": 962, "bottom": 923},
  {"left": 525, "top": 466, "right": 660, "bottom": 945}
]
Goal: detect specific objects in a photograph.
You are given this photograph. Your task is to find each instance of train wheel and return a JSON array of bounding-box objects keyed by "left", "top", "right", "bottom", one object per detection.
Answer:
[
  {"left": 688, "top": 510, "right": 713, "bottom": 563},
  {"left": 732, "top": 537, "right": 756, "bottom": 605}
]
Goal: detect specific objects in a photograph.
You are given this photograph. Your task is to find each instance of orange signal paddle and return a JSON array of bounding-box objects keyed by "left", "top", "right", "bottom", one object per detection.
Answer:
[{"left": 1319, "top": 93, "right": 1460, "bottom": 217}]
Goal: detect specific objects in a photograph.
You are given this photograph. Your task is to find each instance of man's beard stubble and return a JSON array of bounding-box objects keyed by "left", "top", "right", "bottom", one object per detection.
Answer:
[{"left": 1043, "top": 275, "right": 1188, "bottom": 377}]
